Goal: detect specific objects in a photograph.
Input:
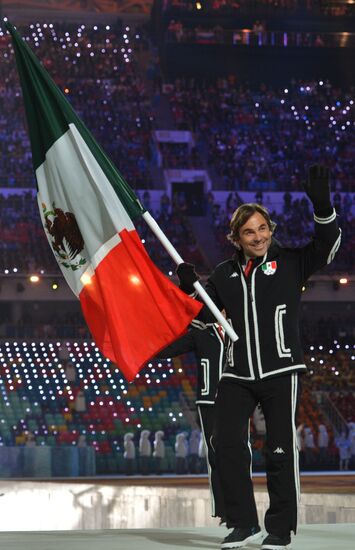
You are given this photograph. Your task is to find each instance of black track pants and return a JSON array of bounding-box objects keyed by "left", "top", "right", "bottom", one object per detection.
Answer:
[
  {"left": 214, "top": 373, "right": 300, "bottom": 538},
  {"left": 198, "top": 405, "right": 226, "bottom": 519}
]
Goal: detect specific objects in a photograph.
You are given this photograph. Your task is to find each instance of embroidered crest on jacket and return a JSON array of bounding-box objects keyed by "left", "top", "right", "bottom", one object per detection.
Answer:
[{"left": 262, "top": 260, "right": 277, "bottom": 276}]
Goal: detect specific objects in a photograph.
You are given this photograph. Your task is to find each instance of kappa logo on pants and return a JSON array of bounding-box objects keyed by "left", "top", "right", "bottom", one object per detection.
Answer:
[{"left": 273, "top": 447, "right": 285, "bottom": 454}]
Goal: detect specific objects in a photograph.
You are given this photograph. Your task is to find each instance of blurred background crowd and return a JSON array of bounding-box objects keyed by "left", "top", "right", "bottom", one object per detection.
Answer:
[{"left": 0, "top": 0, "right": 353, "bottom": 476}]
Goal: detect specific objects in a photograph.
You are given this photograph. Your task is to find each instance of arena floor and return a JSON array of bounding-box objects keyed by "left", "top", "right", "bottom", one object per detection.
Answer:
[
  {"left": 82, "top": 471, "right": 355, "bottom": 494},
  {"left": 1, "top": 473, "right": 354, "bottom": 546},
  {"left": 1, "top": 523, "right": 354, "bottom": 550}
]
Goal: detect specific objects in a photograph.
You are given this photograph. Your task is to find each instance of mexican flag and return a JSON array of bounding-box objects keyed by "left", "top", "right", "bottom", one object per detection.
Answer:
[{"left": 7, "top": 22, "right": 202, "bottom": 382}]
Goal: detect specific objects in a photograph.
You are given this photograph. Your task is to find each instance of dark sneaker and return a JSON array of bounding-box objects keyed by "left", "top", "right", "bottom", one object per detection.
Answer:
[
  {"left": 221, "top": 526, "right": 262, "bottom": 549},
  {"left": 261, "top": 533, "right": 291, "bottom": 549}
]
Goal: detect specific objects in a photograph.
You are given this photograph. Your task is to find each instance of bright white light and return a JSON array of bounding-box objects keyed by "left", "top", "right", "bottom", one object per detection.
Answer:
[
  {"left": 130, "top": 275, "right": 140, "bottom": 285},
  {"left": 80, "top": 273, "right": 92, "bottom": 286}
]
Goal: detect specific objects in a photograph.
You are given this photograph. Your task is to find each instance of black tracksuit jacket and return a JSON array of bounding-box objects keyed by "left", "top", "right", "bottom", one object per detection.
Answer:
[
  {"left": 158, "top": 324, "right": 225, "bottom": 405},
  {"left": 198, "top": 209, "right": 341, "bottom": 381}
]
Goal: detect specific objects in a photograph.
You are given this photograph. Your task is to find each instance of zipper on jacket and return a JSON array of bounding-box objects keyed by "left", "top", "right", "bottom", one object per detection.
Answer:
[
  {"left": 246, "top": 275, "right": 254, "bottom": 302},
  {"left": 240, "top": 262, "right": 259, "bottom": 380},
  {"left": 248, "top": 258, "right": 268, "bottom": 380},
  {"left": 246, "top": 288, "right": 260, "bottom": 380}
]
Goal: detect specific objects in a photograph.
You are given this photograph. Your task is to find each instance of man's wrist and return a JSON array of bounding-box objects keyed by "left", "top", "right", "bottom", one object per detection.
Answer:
[
  {"left": 313, "top": 207, "right": 336, "bottom": 224},
  {"left": 313, "top": 204, "right": 333, "bottom": 219},
  {"left": 179, "top": 283, "right": 196, "bottom": 294}
]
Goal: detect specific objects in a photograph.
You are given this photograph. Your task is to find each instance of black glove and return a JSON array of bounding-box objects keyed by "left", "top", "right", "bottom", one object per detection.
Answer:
[
  {"left": 176, "top": 262, "right": 199, "bottom": 294},
  {"left": 303, "top": 164, "right": 332, "bottom": 217}
]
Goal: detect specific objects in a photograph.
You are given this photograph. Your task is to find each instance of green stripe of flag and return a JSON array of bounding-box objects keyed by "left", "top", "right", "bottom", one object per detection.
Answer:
[{"left": 6, "top": 21, "right": 144, "bottom": 220}]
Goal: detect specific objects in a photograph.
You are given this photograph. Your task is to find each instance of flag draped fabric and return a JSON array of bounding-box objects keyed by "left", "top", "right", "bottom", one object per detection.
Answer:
[{"left": 7, "top": 22, "right": 202, "bottom": 382}]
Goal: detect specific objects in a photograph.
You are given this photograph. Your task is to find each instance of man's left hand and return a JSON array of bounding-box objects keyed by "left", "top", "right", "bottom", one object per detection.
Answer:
[{"left": 303, "top": 164, "right": 332, "bottom": 214}]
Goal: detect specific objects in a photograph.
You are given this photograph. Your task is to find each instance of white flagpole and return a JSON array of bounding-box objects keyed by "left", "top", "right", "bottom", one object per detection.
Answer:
[{"left": 142, "top": 211, "right": 238, "bottom": 342}]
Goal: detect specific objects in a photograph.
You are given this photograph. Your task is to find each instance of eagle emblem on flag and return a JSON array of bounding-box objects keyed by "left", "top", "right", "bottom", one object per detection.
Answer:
[
  {"left": 42, "top": 202, "right": 87, "bottom": 271},
  {"left": 261, "top": 261, "right": 277, "bottom": 276}
]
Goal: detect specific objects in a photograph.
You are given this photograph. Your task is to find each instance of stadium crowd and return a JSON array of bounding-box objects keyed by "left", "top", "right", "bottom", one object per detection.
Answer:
[
  {"left": 163, "top": 0, "right": 352, "bottom": 16},
  {"left": 167, "top": 77, "right": 354, "bottom": 192},
  {"left": 1, "top": 24, "right": 354, "bottom": 195},
  {"left": 0, "top": 192, "right": 57, "bottom": 273},
  {"left": 0, "top": 22, "right": 153, "bottom": 189}
]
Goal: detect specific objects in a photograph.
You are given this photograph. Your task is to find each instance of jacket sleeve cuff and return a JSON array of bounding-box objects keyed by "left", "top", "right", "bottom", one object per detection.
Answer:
[{"left": 314, "top": 208, "right": 336, "bottom": 224}]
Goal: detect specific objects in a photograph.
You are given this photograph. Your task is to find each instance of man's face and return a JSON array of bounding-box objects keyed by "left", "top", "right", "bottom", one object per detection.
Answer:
[{"left": 236, "top": 212, "right": 272, "bottom": 258}]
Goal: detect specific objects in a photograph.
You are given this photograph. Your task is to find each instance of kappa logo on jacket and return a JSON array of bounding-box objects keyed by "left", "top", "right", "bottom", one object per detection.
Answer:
[
  {"left": 262, "top": 261, "right": 277, "bottom": 276},
  {"left": 273, "top": 447, "right": 285, "bottom": 454}
]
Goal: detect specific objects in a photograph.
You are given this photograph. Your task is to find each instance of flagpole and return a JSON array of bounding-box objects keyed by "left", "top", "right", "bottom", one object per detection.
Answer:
[{"left": 142, "top": 211, "right": 238, "bottom": 342}]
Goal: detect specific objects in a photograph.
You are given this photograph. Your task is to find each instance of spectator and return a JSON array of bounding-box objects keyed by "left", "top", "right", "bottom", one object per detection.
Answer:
[
  {"left": 317, "top": 423, "right": 329, "bottom": 466},
  {"left": 153, "top": 430, "right": 165, "bottom": 474},
  {"left": 74, "top": 390, "right": 86, "bottom": 413},
  {"left": 139, "top": 429, "right": 152, "bottom": 474},
  {"left": 123, "top": 433, "right": 136, "bottom": 475},
  {"left": 65, "top": 362, "right": 76, "bottom": 384},
  {"left": 304, "top": 426, "right": 316, "bottom": 466},
  {"left": 296, "top": 424, "right": 305, "bottom": 468},
  {"left": 348, "top": 424, "right": 355, "bottom": 470},
  {"left": 253, "top": 405, "right": 266, "bottom": 436},
  {"left": 335, "top": 431, "right": 351, "bottom": 471},
  {"left": 25, "top": 432, "right": 36, "bottom": 448},
  {"left": 188, "top": 428, "right": 201, "bottom": 473},
  {"left": 175, "top": 432, "right": 188, "bottom": 474},
  {"left": 77, "top": 434, "right": 87, "bottom": 448},
  {"left": 198, "top": 430, "right": 208, "bottom": 473}
]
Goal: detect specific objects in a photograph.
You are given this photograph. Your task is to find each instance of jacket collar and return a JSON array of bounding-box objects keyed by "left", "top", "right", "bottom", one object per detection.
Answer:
[{"left": 232, "top": 237, "right": 281, "bottom": 269}]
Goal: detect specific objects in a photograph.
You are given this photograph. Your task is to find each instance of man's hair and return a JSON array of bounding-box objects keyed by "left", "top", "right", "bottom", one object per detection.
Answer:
[{"left": 227, "top": 203, "right": 276, "bottom": 246}]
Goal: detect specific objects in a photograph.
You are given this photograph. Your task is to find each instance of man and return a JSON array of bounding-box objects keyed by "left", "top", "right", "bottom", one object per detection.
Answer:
[
  {"left": 158, "top": 322, "right": 226, "bottom": 521},
  {"left": 177, "top": 166, "right": 341, "bottom": 549}
]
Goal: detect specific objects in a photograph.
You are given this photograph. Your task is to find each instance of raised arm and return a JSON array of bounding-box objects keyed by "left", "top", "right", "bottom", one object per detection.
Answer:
[{"left": 301, "top": 164, "right": 341, "bottom": 282}]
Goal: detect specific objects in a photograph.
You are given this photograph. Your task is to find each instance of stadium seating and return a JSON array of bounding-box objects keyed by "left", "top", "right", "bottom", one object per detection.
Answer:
[{"left": 0, "top": 339, "right": 352, "bottom": 472}]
